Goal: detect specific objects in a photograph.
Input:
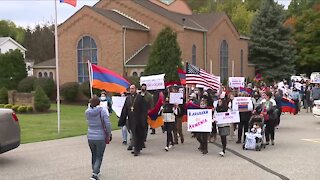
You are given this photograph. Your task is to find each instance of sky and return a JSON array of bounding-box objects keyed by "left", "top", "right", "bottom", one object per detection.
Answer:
[{"left": 0, "top": 0, "right": 292, "bottom": 29}]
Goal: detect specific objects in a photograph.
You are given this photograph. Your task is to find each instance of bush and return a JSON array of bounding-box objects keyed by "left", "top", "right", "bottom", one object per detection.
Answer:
[
  {"left": 34, "top": 86, "right": 51, "bottom": 112},
  {"left": 80, "top": 81, "right": 101, "bottom": 98},
  {"left": 4, "top": 104, "right": 13, "bottom": 109},
  {"left": 0, "top": 87, "right": 8, "bottom": 104},
  {"left": 12, "top": 105, "right": 20, "bottom": 112},
  {"left": 17, "top": 77, "right": 37, "bottom": 92},
  {"left": 34, "top": 78, "right": 56, "bottom": 97},
  {"left": 0, "top": 104, "right": 4, "bottom": 108},
  {"left": 27, "top": 106, "right": 33, "bottom": 112},
  {"left": 18, "top": 106, "right": 27, "bottom": 113},
  {"left": 60, "top": 82, "right": 79, "bottom": 102}
]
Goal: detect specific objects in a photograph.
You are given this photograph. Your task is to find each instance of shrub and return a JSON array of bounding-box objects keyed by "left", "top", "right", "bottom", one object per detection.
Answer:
[
  {"left": 27, "top": 106, "right": 34, "bottom": 112},
  {"left": 34, "top": 86, "right": 51, "bottom": 112},
  {"left": 4, "top": 104, "right": 13, "bottom": 109},
  {"left": 34, "top": 78, "right": 56, "bottom": 97},
  {"left": 0, "top": 104, "right": 4, "bottom": 108},
  {"left": 12, "top": 105, "right": 20, "bottom": 112},
  {"left": 60, "top": 82, "right": 79, "bottom": 102},
  {"left": 18, "top": 106, "right": 27, "bottom": 113},
  {"left": 80, "top": 81, "right": 101, "bottom": 98},
  {"left": 0, "top": 87, "right": 8, "bottom": 104},
  {"left": 17, "top": 77, "right": 37, "bottom": 92}
]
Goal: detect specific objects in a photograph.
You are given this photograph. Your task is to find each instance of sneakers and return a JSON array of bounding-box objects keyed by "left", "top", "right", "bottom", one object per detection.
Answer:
[
  {"left": 168, "top": 144, "right": 173, "bottom": 149},
  {"left": 271, "top": 140, "right": 275, "bottom": 145},
  {"left": 90, "top": 175, "right": 99, "bottom": 180},
  {"left": 165, "top": 146, "right": 169, "bottom": 151},
  {"left": 266, "top": 142, "right": 270, "bottom": 145},
  {"left": 122, "top": 141, "right": 127, "bottom": 145},
  {"left": 219, "top": 151, "right": 225, "bottom": 157},
  {"left": 127, "top": 146, "right": 133, "bottom": 151}
]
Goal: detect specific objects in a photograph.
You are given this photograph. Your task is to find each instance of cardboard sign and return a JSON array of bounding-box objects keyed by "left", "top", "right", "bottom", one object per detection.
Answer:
[
  {"left": 187, "top": 109, "right": 212, "bottom": 132},
  {"left": 229, "top": 77, "right": 245, "bottom": 88},
  {"left": 111, "top": 96, "right": 126, "bottom": 117},
  {"left": 232, "top": 97, "right": 253, "bottom": 112},
  {"left": 169, "top": 92, "right": 183, "bottom": 104},
  {"left": 140, "top": 74, "right": 165, "bottom": 90},
  {"left": 215, "top": 111, "right": 240, "bottom": 125}
]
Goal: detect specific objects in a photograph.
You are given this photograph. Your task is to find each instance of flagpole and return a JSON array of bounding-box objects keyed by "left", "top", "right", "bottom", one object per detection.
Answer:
[
  {"left": 54, "top": 0, "right": 61, "bottom": 134},
  {"left": 87, "top": 60, "right": 93, "bottom": 98}
]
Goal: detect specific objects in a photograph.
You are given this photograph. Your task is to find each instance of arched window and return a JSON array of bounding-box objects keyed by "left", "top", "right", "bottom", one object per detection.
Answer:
[
  {"left": 220, "top": 40, "right": 228, "bottom": 81},
  {"left": 38, "top": 72, "right": 42, "bottom": 78},
  {"left": 192, "top": 44, "right": 196, "bottom": 65},
  {"left": 49, "top": 72, "right": 54, "bottom": 79},
  {"left": 240, "top": 49, "right": 244, "bottom": 76},
  {"left": 44, "top": 72, "right": 48, "bottom": 77},
  {"left": 77, "top": 36, "right": 98, "bottom": 83},
  {"left": 132, "top": 72, "right": 138, "bottom": 77}
]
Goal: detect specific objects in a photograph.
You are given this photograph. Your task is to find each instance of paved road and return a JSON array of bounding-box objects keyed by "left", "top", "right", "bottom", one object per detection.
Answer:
[{"left": 1, "top": 112, "right": 320, "bottom": 180}]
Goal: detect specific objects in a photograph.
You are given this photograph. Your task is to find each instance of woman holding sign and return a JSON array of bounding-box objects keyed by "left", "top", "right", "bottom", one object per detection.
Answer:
[
  {"left": 195, "top": 99, "right": 210, "bottom": 154},
  {"left": 216, "top": 98, "right": 230, "bottom": 157}
]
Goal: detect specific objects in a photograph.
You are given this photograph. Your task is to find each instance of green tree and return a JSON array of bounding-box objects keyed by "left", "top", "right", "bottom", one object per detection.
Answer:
[
  {"left": 249, "top": 0, "right": 296, "bottom": 81},
  {"left": 0, "top": 87, "right": 8, "bottom": 104},
  {"left": 0, "top": 50, "right": 27, "bottom": 89},
  {"left": 144, "top": 27, "right": 183, "bottom": 82},
  {"left": 34, "top": 86, "right": 51, "bottom": 112},
  {"left": 293, "top": 7, "right": 320, "bottom": 75},
  {"left": 0, "top": 20, "right": 25, "bottom": 44}
]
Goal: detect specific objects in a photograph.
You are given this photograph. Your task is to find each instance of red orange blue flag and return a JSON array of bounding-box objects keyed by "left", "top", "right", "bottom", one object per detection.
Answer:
[
  {"left": 60, "top": 0, "right": 77, "bottom": 7},
  {"left": 91, "top": 64, "right": 130, "bottom": 94}
]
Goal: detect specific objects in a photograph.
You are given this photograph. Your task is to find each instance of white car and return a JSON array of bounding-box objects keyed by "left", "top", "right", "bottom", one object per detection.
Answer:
[{"left": 313, "top": 100, "right": 320, "bottom": 118}]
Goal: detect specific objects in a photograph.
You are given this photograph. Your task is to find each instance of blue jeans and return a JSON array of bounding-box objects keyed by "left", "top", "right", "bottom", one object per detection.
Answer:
[
  {"left": 121, "top": 126, "right": 128, "bottom": 142},
  {"left": 88, "top": 140, "right": 106, "bottom": 175}
]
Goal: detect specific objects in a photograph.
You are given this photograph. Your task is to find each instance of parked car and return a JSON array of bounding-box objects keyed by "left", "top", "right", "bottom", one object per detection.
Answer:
[
  {"left": 313, "top": 100, "right": 320, "bottom": 118},
  {"left": 0, "top": 108, "right": 20, "bottom": 154}
]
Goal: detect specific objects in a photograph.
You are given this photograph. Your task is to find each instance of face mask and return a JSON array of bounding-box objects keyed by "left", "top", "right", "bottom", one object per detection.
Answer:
[
  {"left": 100, "top": 96, "right": 106, "bottom": 101},
  {"left": 200, "top": 104, "right": 206, "bottom": 108}
]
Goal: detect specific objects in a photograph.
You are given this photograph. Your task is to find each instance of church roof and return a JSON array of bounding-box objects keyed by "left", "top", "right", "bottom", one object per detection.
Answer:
[
  {"left": 125, "top": 44, "right": 151, "bottom": 67},
  {"left": 33, "top": 58, "right": 56, "bottom": 68},
  {"left": 189, "top": 12, "right": 226, "bottom": 30},
  {"left": 90, "top": 7, "right": 150, "bottom": 31}
]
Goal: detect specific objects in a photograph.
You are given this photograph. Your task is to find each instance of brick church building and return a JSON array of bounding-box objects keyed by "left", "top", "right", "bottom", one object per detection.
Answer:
[{"left": 58, "top": 0, "right": 255, "bottom": 85}]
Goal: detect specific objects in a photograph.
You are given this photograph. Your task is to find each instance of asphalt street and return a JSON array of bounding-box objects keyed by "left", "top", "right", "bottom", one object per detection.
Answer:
[{"left": 1, "top": 111, "right": 320, "bottom": 180}]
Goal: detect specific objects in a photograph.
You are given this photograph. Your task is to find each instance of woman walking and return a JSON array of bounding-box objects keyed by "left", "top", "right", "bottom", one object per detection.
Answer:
[
  {"left": 261, "top": 91, "right": 277, "bottom": 145},
  {"left": 86, "top": 95, "right": 112, "bottom": 180},
  {"left": 216, "top": 98, "right": 230, "bottom": 157},
  {"left": 161, "top": 97, "right": 175, "bottom": 151},
  {"left": 195, "top": 99, "right": 210, "bottom": 154}
]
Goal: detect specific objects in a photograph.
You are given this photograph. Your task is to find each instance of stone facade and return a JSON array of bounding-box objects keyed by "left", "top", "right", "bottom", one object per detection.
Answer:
[{"left": 8, "top": 90, "right": 34, "bottom": 108}]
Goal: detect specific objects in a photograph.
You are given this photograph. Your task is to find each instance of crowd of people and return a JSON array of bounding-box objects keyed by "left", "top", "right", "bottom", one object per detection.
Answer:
[{"left": 84, "top": 80, "right": 320, "bottom": 180}]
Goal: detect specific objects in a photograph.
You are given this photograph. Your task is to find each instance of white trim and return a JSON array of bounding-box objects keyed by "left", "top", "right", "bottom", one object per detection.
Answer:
[
  {"left": 125, "top": 43, "right": 150, "bottom": 64},
  {"left": 0, "top": 37, "right": 27, "bottom": 51},
  {"left": 112, "top": 9, "right": 150, "bottom": 30}
]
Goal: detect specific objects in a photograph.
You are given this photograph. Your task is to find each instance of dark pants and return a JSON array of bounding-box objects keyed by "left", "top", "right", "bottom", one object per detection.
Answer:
[
  {"left": 88, "top": 140, "right": 106, "bottom": 175},
  {"left": 220, "top": 135, "right": 227, "bottom": 153},
  {"left": 238, "top": 121, "right": 249, "bottom": 142},
  {"left": 164, "top": 122, "right": 175, "bottom": 147},
  {"left": 132, "top": 125, "right": 145, "bottom": 152},
  {"left": 196, "top": 132, "right": 209, "bottom": 152},
  {"left": 275, "top": 107, "right": 281, "bottom": 126},
  {"left": 265, "top": 120, "right": 275, "bottom": 142},
  {"left": 173, "top": 117, "right": 184, "bottom": 143},
  {"left": 293, "top": 99, "right": 300, "bottom": 114},
  {"left": 210, "top": 122, "right": 217, "bottom": 137}
]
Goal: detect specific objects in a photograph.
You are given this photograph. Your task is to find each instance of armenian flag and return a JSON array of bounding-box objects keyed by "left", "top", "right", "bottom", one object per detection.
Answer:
[
  {"left": 91, "top": 64, "right": 130, "bottom": 94},
  {"left": 60, "top": 0, "right": 77, "bottom": 7},
  {"left": 281, "top": 97, "right": 296, "bottom": 114},
  {"left": 240, "top": 87, "right": 253, "bottom": 95},
  {"left": 177, "top": 68, "right": 186, "bottom": 85},
  {"left": 147, "top": 92, "right": 164, "bottom": 128}
]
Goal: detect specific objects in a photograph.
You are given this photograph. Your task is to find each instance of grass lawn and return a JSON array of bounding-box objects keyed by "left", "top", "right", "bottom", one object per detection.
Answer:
[{"left": 18, "top": 104, "right": 120, "bottom": 144}]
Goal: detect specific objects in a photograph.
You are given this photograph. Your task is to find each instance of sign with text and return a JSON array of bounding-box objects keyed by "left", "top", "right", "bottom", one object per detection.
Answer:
[
  {"left": 310, "top": 72, "right": 320, "bottom": 84},
  {"left": 215, "top": 111, "right": 240, "bottom": 125},
  {"left": 229, "top": 77, "right": 245, "bottom": 88},
  {"left": 187, "top": 109, "right": 212, "bottom": 132},
  {"left": 140, "top": 74, "right": 165, "bottom": 90},
  {"left": 169, "top": 92, "right": 183, "bottom": 104},
  {"left": 111, "top": 96, "right": 126, "bottom": 117},
  {"left": 232, "top": 97, "right": 253, "bottom": 112}
]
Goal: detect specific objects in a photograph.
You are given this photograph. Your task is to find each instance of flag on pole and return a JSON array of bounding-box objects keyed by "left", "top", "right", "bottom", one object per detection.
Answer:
[
  {"left": 186, "top": 63, "right": 220, "bottom": 90},
  {"left": 177, "top": 68, "right": 186, "bottom": 85},
  {"left": 253, "top": 73, "right": 262, "bottom": 82},
  {"left": 281, "top": 97, "right": 296, "bottom": 114},
  {"left": 90, "top": 64, "right": 130, "bottom": 93},
  {"left": 147, "top": 92, "right": 164, "bottom": 128},
  {"left": 240, "top": 87, "right": 253, "bottom": 95},
  {"left": 60, "top": 0, "right": 77, "bottom": 7}
]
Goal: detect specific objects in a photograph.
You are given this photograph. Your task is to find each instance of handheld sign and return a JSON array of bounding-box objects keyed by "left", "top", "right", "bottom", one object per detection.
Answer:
[
  {"left": 169, "top": 92, "right": 183, "bottom": 104},
  {"left": 111, "top": 96, "right": 126, "bottom": 117},
  {"left": 215, "top": 111, "right": 240, "bottom": 124},
  {"left": 229, "top": 77, "right": 245, "bottom": 88},
  {"left": 187, "top": 109, "right": 212, "bottom": 132},
  {"left": 140, "top": 74, "right": 165, "bottom": 90},
  {"left": 232, "top": 97, "right": 253, "bottom": 112}
]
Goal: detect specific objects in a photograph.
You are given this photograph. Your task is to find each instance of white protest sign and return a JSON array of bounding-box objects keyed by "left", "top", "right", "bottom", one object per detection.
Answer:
[
  {"left": 169, "top": 92, "right": 183, "bottom": 104},
  {"left": 215, "top": 111, "right": 240, "bottom": 124},
  {"left": 310, "top": 72, "right": 320, "bottom": 84},
  {"left": 294, "top": 82, "right": 302, "bottom": 91},
  {"left": 229, "top": 77, "right": 245, "bottom": 88},
  {"left": 111, "top": 96, "right": 126, "bottom": 117},
  {"left": 140, "top": 74, "right": 165, "bottom": 90},
  {"left": 187, "top": 109, "right": 212, "bottom": 132},
  {"left": 232, "top": 97, "right": 253, "bottom": 112}
]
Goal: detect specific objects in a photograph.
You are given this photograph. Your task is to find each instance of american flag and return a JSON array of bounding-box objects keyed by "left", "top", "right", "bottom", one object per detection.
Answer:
[{"left": 186, "top": 63, "right": 220, "bottom": 90}]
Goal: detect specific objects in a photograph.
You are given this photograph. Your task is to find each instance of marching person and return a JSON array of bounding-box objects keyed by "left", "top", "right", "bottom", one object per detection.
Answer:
[
  {"left": 216, "top": 98, "right": 230, "bottom": 157},
  {"left": 161, "top": 97, "right": 176, "bottom": 151},
  {"left": 195, "top": 99, "right": 210, "bottom": 154},
  {"left": 237, "top": 93, "right": 252, "bottom": 144},
  {"left": 86, "top": 95, "right": 112, "bottom": 180},
  {"left": 261, "top": 91, "right": 277, "bottom": 145},
  {"left": 119, "top": 84, "right": 148, "bottom": 156},
  {"left": 140, "top": 83, "right": 154, "bottom": 141}
]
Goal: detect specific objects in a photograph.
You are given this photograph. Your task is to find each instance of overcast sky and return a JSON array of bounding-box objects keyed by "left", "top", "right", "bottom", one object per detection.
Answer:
[{"left": 0, "top": 0, "right": 291, "bottom": 29}]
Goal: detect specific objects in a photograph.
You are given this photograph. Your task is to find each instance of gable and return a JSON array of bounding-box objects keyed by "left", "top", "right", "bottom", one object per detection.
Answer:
[
  {"left": 208, "top": 15, "right": 240, "bottom": 40},
  {"left": 0, "top": 37, "right": 26, "bottom": 52}
]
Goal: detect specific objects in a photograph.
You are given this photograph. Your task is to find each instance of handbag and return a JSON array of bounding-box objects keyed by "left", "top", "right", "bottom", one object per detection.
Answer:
[
  {"left": 100, "top": 112, "right": 110, "bottom": 144},
  {"left": 218, "top": 126, "right": 230, "bottom": 136}
]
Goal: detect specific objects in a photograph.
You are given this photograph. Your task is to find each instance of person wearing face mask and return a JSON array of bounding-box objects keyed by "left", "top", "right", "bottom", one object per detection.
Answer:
[
  {"left": 215, "top": 98, "right": 230, "bottom": 157},
  {"left": 140, "top": 84, "right": 154, "bottom": 141},
  {"left": 252, "top": 91, "right": 262, "bottom": 109},
  {"left": 161, "top": 97, "right": 176, "bottom": 151},
  {"left": 100, "top": 91, "right": 113, "bottom": 115},
  {"left": 195, "top": 99, "right": 210, "bottom": 154}
]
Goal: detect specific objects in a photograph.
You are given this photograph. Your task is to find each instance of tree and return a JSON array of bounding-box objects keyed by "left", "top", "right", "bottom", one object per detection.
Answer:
[
  {"left": 34, "top": 86, "right": 50, "bottom": 112},
  {"left": 0, "top": 50, "right": 27, "bottom": 89},
  {"left": 293, "top": 7, "right": 320, "bottom": 75},
  {"left": 144, "top": 27, "right": 183, "bottom": 82},
  {"left": 0, "top": 20, "right": 25, "bottom": 45},
  {"left": 249, "top": 0, "right": 296, "bottom": 81}
]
